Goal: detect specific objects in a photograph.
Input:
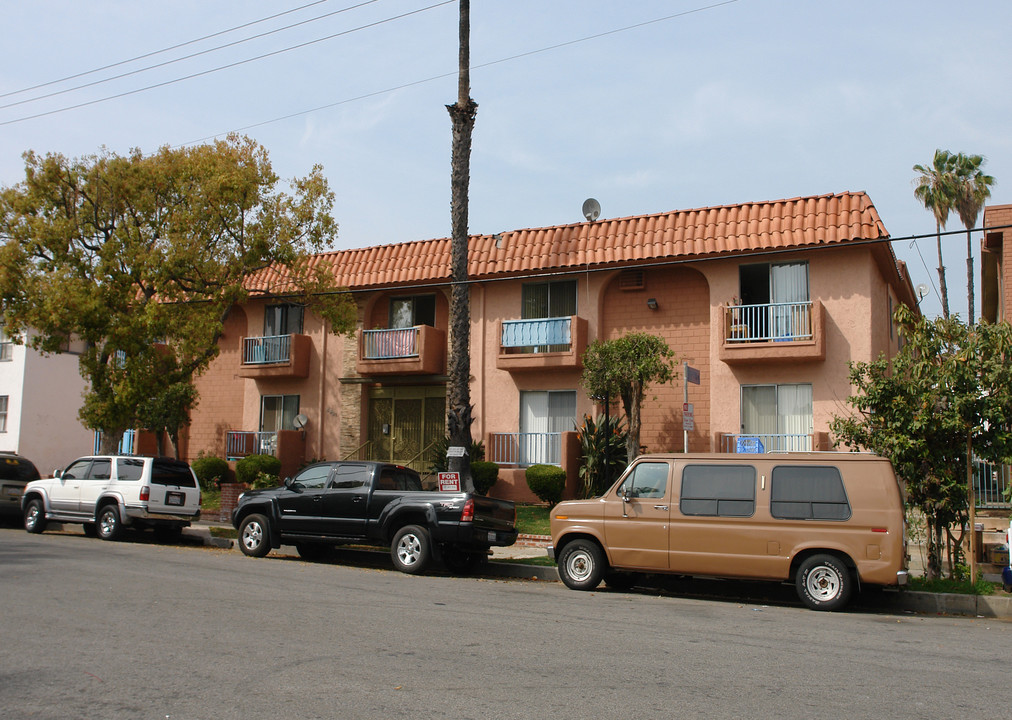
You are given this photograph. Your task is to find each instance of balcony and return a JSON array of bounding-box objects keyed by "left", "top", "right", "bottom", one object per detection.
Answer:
[
  {"left": 237, "top": 334, "right": 311, "bottom": 379},
  {"left": 496, "top": 315, "right": 588, "bottom": 372},
  {"left": 719, "top": 300, "right": 825, "bottom": 364},
  {"left": 225, "top": 429, "right": 306, "bottom": 480},
  {"left": 356, "top": 325, "right": 446, "bottom": 376}
]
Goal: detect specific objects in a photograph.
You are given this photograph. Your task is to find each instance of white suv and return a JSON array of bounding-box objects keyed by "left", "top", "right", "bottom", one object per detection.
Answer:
[{"left": 21, "top": 455, "right": 201, "bottom": 541}]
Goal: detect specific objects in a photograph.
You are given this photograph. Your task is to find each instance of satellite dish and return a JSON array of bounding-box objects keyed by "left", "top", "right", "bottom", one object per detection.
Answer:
[
  {"left": 292, "top": 413, "right": 309, "bottom": 429},
  {"left": 582, "top": 198, "right": 601, "bottom": 222},
  {"left": 915, "top": 284, "right": 929, "bottom": 302}
]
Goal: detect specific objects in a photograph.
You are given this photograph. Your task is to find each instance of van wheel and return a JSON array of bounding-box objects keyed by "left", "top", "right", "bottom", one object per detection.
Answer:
[
  {"left": 24, "top": 499, "right": 47, "bottom": 534},
  {"left": 391, "top": 525, "right": 431, "bottom": 574},
  {"left": 96, "top": 505, "right": 123, "bottom": 541},
  {"left": 796, "top": 554, "right": 852, "bottom": 611},
  {"left": 558, "top": 540, "right": 605, "bottom": 591},
  {"left": 238, "top": 514, "right": 271, "bottom": 557}
]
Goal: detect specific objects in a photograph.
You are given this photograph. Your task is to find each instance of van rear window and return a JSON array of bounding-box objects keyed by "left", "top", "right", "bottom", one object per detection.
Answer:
[
  {"left": 680, "top": 465, "right": 755, "bottom": 517},
  {"left": 770, "top": 466, "right": 851, "bottom": 521}
]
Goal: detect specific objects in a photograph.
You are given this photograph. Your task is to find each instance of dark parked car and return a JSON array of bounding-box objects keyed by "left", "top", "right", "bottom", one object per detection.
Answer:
[{"left": 0, "top": 452, "right": 41, "bottom": 518}]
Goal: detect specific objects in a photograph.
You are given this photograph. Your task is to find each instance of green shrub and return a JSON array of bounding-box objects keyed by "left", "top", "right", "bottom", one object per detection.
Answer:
[
  {"left": 430, "top": 436, "right": 485, "bottom": 474},
  {"left": 577, "top": 414, "right": 628, "bottom": 498},
  {"left": 525, "top": 464, "right": 566, "bottom": 507},
  {"left": 470, "top": 461, "right": 499, "bottom": 495},
  {"left": 190, "top": 453, "right": 230, "bottom": 491},
  {"left": 235, "top": 454, "right": 282, "bottom": 488}
]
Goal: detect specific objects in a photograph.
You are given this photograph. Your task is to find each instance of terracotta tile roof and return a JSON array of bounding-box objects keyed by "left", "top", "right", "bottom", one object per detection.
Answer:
[{"left": 247, "top": 191, "right": 890, "bottom": 293}]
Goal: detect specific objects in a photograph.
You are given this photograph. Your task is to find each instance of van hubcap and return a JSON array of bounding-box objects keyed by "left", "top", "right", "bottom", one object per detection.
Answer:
[
  {"left": 806, "top": 565, "right": 841, "bottom": 600},
  {"left": 567, "top": 551, "right": 593, "bottom": 581}
]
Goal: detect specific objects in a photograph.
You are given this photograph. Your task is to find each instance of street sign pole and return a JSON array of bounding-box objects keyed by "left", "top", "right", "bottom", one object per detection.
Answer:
[{"left": 683, "top": 362, "right": 689, "bottom": 453}]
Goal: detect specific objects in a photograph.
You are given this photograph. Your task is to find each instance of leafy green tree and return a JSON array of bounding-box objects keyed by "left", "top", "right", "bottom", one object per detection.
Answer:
[
  {"left": 581, "top": 333, "right": 677, "bottom": 462},
  {"left": 913, "top": 149, "right": 960, "bottom": 318},
  {"left": 831, "top": 305, "right": 1012, "bottom": 579},
  {"left": 951, "top": 152, "right": 996, "bottom": 324},
  {"left": 0, "top": 135, "right": 356, "bottom": 455}
]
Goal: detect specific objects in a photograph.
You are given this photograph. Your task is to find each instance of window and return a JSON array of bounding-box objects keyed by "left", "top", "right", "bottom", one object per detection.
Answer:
[
  {"left": 117, "top": 459, "right": 145, "bottom": 482},
  {"left": 740, "top": 384, "right": 813, "bottom": 452},
  {"left": 331, "top": 463, "right": 371, "bottom": 489},
  {"left": 260, "top": 395, "right": 300, "bottom": 433},
  {"left": 617, "top": 462, "right": 669, "bottom": 499},
  {"left": 263, "top": 304, "right": 304, "bottom": 336},
  {"left": 770, "top": 466, "right": 851, "bottom": 520},
  {"left": 0, "top": 396, "right": 6, "bottom": 432},
  {"left": 679, "top": 464, "right": 756, "bottom": 517},
  {"left": 62, "top": 459, "right": 93, "bottom": 480},
  {"left": 151, "top": 459, "right": 197, "bottom": 487},
  {"left": 738, "top": 261, "right": 810, "bottom": 340},
  {"left": 519, "top": 390, "right": 576, "bottom": 465},
  {"left": 389, "top": 295, "right": 436, "bottom": 328},
  {"left": 520, "top": 280, "right": 577, "bottom": 352},
  {"left": 89, "top": 459, "right": 111, "bottom": 480},
  {"left": 0, "top": 328, "right": 12, "bottom": 362},
  {"left": 293, "top": 464, "right": 331, "bottom": 490}
]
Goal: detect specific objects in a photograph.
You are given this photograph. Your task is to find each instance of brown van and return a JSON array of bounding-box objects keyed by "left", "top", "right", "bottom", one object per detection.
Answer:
[{"left": 548, "top": 453, "right": 908, "bottom": 611}]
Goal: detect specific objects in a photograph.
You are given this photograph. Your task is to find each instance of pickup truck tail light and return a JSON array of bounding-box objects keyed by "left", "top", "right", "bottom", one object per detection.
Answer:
[
  {"left": 461, "top": 498, "right": 474, "bottom": 523},
  {"left": 140, "top": 486, "right": 150, "bottom": 501}
]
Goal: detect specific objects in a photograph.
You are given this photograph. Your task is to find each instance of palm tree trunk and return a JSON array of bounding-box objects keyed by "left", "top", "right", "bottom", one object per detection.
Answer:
[
  {"left": 935, "top": 220, "right": 949, "bottom": 318},
  {"left": 966, "top": 229, "right": 974, "bottom": 324}
]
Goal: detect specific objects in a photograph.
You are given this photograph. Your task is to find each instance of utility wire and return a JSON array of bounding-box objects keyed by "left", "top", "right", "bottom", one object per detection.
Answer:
[
  {"left": 0, "top": 0, "right": 384, "bottom": 110},
  {"left": 0, "top": 0, "right": 337, "bottom": 100},
  {"left": 0, "top": 0, "right": 455, "bottom": 127}
]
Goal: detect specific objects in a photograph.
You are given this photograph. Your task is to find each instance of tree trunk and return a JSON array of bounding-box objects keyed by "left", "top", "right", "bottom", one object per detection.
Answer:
[
  {"left": 99, "top": 429, "right": 124, "bottom": 455},
  {"left": 935, "top": 220, "right": 949, "bottom": 318},
  {"left": 445, "top": 0, "right": 477, "bottom": 492},
  {"left": 622, "top": 382, "right": 642, "bottom": 462},
  {"left": 966, "top": 229, "right": 974, "bottom": 324}
]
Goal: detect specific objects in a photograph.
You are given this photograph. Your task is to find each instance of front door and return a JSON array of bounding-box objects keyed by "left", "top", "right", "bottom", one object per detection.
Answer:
[
  {"left": 367, "top": 387, "right": 445, "bottom": 471},
  {"left": 51, "top": 458, "right": 93, "bottom": 515},
  {"left": 602, "top": 460, "right": 671, "bottom": 571},
  {"left": 276, "top": 463, "right": 333, "bottom": 535}
]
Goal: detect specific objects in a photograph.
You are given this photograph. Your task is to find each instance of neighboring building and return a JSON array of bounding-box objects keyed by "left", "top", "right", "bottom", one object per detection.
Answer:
[
  {"left": 0, "top": 329, "right": 93, "bottom": 474},
  {"left": 982, "top": 202, "right": 1012, "bottom": 323},
  {"left": 184, "top": 191, "right": 917, "bottom": 502}
]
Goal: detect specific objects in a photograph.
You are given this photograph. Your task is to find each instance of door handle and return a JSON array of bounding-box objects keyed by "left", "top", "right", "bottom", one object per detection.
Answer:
[{"left": 654, "top": 505, "right": 669, "bottom": 511}]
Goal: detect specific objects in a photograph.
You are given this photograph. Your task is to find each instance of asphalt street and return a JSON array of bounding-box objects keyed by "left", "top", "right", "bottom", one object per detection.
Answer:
[{"left": 1, "top": 524, "right": 1010, "bottom": 720}]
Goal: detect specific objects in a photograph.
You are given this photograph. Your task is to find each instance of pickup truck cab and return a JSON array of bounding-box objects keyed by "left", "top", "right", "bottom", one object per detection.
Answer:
[{"left": 231, "top": 460, "right": 517, "bottom": 575}]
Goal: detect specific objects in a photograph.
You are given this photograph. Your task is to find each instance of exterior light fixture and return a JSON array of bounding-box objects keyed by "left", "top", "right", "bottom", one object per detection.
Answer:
[{"left": 646, "top": 298, "right": 659, "bottom": 310}]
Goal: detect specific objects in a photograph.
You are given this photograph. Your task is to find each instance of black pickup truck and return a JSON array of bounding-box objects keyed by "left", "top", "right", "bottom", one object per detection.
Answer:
[{"left": 231, "top": 460, "right": 517, "bottom": 574}]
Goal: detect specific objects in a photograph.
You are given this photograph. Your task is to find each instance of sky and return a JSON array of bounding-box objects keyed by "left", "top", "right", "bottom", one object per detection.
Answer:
[{"left": 2, "top": 0, "right": 1010, "bottom": 320}]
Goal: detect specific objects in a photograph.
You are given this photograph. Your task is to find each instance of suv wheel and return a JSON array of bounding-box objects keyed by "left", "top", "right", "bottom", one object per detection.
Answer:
[
  {"left": 96, "top": 505, "right": 123, "bottom": 541},
  {"left": 391, "top": 524, "right": 431, "bottom": 575},
  {"left": 24, "top": 498, "right": 47, "bottom": 534},
  {"left": 238, "top": 514, "right": 272, "bottom": 558}
]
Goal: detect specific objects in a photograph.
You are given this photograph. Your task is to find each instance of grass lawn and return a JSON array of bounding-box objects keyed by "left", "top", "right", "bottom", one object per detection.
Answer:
[{"left": 516, "top": 504, "right": 551, "bottom": 536}]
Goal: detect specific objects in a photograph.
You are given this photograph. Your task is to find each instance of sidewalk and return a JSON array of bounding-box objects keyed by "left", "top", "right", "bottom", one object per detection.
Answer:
[{"left": 186, "top": 521, "right": 1012, "bottom": 618}]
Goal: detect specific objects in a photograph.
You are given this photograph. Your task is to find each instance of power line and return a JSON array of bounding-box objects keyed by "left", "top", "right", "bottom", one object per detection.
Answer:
[
  {"left": 0, "top": 0, "right": 337, "bottom": 100},
  {"left": 0, "top": 0, "right": 384, "bottom": 110},
  {"left": 0, "top": 0, "right": 456, "bottom": 127}
]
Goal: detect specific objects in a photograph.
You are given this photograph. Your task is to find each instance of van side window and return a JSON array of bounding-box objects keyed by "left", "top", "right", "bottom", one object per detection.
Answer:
[
  {"left": 680, "top": 465, "right": 756, "bottom": 517},
  {"left": 617, "top": 462, "right": 669, "bottom": 499},
  {"left": 770, "top": 466, "right": 851, "bottom": 521}
]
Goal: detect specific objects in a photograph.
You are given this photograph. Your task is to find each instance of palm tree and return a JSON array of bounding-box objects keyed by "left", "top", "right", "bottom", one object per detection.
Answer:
[
  {"left": 913, "top": 149, "right": 959, "bottom": 318},
  {"left": 952, "top": 153, "right": 996, "bottom": 324}
]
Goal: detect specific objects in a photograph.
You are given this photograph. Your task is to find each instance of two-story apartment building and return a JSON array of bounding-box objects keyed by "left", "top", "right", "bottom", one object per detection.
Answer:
[
  {"left": 184, "top": 191, "right": 917, "bottom": 501},
  {"left": 983, "top": 202, "right": 1012, "bottom": 323}
]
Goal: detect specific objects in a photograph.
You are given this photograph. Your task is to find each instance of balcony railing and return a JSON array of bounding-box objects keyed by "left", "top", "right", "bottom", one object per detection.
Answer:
[
  {"left": 488, "top": 432, "right": 562, "bottom": 467},
  {"left": 362, "top": 327, "right": 419, "bottom": 359},
  {"left": 243, "top": 335, "right": 292, "bottom": 365},
  {"left": 975, "top": 459, "right": 1011, "bottom": 509},
  {"left": 725, "top": 301, "right": 813, "bottom": 343},
  {"left": 719, "top": 433, "right": 813, "bottom": 453},
  {"left": 501, "top": 317, "right": 572, "bottom": 352},
  {"left": 226, "top": 431, "right": 277, "bottom": 460}
]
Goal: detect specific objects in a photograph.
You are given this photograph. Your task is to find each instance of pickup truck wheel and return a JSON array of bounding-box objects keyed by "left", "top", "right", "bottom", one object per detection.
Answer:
[
  {"left": 24, "top": 499, "right": 47, "bottom": 534},
  {"left": 96, "top": 505, "right": 123, "bottom": 541},
  {"left": 558, "top": 540, "right": 605, "bottom": 591},
  {"left": 796, "top": 554, "right": 852, "bottom": 611},
  {"left": 442, "top": 546, "right": 486, "bottom": 575},
  {"left": 238, "top": 514, "right": 271, "bottom": 558},
  {"left": 391, "top": 525, "right": 431, "bottom": 575}
]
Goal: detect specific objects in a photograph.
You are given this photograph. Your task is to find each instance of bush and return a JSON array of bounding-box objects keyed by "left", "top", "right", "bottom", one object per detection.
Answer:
[
  {"left": 525, "top": 464, "right": 566, "bottom": 507},
  {"left": 190, "top": 453, "right": 230, "bottom": 491},
  {"left": 470, "top": 461, "right": 499, "bottom": 495},
  {"left": 577, "top": 414, "right": 628, "bottom": 498},
  {"left": 235, "top": 454, "right": 282, "bottom": 489},
  {"left": 430, "top": 436, "right": 485, "bottom": 474}
]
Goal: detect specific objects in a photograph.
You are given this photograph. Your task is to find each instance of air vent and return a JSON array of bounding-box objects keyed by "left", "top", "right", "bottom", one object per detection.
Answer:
[{"left": 618, "top": 270, "right": 645, "bottom": 291}]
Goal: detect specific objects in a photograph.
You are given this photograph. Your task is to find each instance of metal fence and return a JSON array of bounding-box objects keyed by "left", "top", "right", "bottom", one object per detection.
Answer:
[
  {"left": 725, "top": 301, "right": 813, "bottom": 343},
  {"left": 500, "top": 318, "right": 571, "bottom": 350},
  {"left": 488, "top": 432, "right": 562, "bottom": 466},
  {"left": 362, "top": 327, "right": 419, "bottom": 359},
  {"left": 225, "top": 431, "right": 277, "bottom": 459},
  {"left": 719, "top": 433, "right": 813, "bottom": 453},
  {"left": 243, "top": 335, "right": 292, "bottom": 365},
  {"left": 975, "top": 460, "right": 1011, "bottom": 509}
]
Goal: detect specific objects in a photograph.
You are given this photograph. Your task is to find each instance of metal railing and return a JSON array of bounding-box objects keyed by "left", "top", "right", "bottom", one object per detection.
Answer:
[
  {"left": 243, "top": 335, "right": 292, "bottom": 365},
  {"left": 488, "top": 432, "right": 562, "bottom": 466},
  {"left": 93, "top": 429, "right": 136, "bottom": 455},
  {"left": 720, "top": 433, "right": 813, "bottom": 453},
  {"left": 501, "top": 318, "right": 571, "bottom": 350},
  {"left": 226, "top": 431, "right": 277, "bottom": 459},
  {"left": 725, "top": 301, "right": 813, "bottom": 343},
  {"left": 362, "top": 327, "right": 419, "bottom": 359},
  {"left": 975, "top": 460, "right": 1011, "bottom": 509}
]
